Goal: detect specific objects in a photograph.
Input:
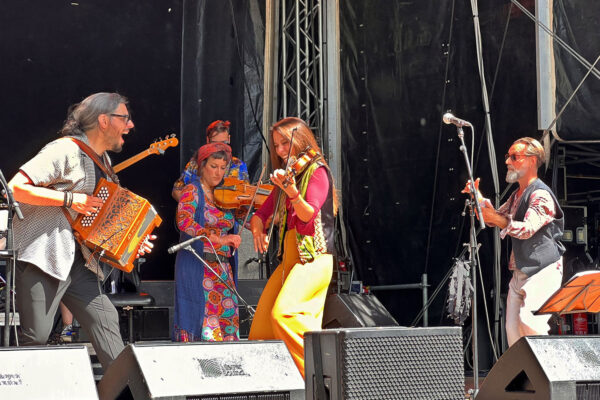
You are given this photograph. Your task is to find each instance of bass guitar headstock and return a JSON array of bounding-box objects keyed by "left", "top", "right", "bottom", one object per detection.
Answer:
[{"left": 149, "top": 133, "right": 179, "bottom": 155}]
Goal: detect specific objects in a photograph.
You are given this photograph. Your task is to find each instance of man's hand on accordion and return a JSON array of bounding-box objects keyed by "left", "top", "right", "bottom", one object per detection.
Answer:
[
  {"left": 137, "top": 234, "right": 157, "bottom": 257},
  {"left": 70, "top": 193, "right": 104, "bottom": 215}
]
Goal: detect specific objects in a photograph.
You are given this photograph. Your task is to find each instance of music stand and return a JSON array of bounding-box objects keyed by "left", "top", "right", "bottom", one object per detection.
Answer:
[{"left": 535, "top": 270, "right": 600, "bottom": 315}]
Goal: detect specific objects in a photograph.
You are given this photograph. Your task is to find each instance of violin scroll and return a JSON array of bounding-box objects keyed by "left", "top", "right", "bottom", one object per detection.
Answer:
[{"left": 281, "top": 147, "right": 322, "bottom": 188}]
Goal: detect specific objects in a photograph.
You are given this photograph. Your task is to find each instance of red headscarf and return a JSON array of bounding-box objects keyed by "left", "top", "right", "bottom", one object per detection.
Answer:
[
  {"left": 196, "top": 142, "right": 232, "bottom": 165},
  {"left": 206, "top": 120, "right": 230, "bottom": 140}
]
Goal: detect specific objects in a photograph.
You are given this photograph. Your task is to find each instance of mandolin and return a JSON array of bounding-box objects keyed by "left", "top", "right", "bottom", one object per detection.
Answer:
[{"left": 113, "top": 134, "right": 179, "bottom": 173}]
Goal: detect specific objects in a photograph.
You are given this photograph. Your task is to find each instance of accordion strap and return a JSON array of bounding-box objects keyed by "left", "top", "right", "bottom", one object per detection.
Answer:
[
  {"left": 69, "top": 137, "right": 119, "bottom": 184},
  {"left": 61, "top": 207, "right": 75, "bottom": 225},
  {"left": 60, "top": 208, "right": 83, "bottom": 246}
]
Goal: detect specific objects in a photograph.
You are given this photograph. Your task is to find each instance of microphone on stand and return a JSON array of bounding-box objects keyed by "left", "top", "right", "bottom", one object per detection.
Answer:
[
  {"left": 167, "top": 235, "right": 207, "bottom": 254},
  {"left": 442, "top": 113, "right": 472, "bottom": 127}
]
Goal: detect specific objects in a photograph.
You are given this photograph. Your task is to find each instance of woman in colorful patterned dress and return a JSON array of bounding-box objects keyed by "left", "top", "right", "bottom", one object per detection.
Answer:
[
  {"left": 172, "top": 120, "right": 249, "bottom": 202},
  {"left": 172, "top": 142, "right": 242, "bottom": 341}
]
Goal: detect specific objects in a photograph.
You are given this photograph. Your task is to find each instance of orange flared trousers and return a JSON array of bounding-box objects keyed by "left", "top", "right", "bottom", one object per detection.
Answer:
[{"left": 248, "top": 229, "right": 333, "bottom": 378}]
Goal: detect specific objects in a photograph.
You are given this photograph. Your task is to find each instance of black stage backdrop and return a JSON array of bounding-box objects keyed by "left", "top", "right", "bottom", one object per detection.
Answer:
[
  {"left": 0, "top": 1, "right": 266, "bottom": 280},
  {"left": 553, "top": 0, "right": 600, "bottom": 141},
  {"left": 180, "top": 0, "right": 265, "bottom": 183},
  {"left": 0, "top": 1, "right": 183, "bottom": 279},
  {"left": 340, "top": 0, "right": 541, "bottom": 332}
]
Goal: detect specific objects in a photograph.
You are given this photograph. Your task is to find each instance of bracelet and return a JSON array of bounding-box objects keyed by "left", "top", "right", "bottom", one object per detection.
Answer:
[{"left": 63, "top": 191, "right": 73, "bottom": 208}]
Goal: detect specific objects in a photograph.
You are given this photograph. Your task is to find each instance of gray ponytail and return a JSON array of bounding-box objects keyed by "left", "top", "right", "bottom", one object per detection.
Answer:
[{"left": 60, "top": 92, "right": 128, "bottom": 137}]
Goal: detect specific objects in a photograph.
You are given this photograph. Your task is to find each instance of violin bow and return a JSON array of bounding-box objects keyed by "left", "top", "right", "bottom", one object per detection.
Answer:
[
  {"left": 264, "top": 127, "right": 297, "bottom": 256},
  {"left": 231, "top": 164, "right": 267, "bottom": 257}
]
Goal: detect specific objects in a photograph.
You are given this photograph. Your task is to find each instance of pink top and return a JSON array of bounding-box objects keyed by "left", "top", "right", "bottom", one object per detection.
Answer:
[{"left": 254, "top": 166, "right": 329, "bottom": 236}]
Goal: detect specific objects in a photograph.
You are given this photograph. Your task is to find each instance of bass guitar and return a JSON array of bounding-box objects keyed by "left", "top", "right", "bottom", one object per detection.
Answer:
[{"left": 113, "top": 134, "right": 179, "bottom": 173}]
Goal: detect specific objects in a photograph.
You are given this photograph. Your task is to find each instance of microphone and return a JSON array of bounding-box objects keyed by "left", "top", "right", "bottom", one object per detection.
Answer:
[
  {"left": 167, "top": 235, "right": 207, "bottom": 254},
  {"left": 443, "top": 113, "right": 472, "bottom": 127}
]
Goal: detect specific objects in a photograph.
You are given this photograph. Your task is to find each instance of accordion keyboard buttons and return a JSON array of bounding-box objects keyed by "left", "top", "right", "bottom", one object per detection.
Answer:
[{"left": 80, "top": 186, "right": 110, "bottom": 227}]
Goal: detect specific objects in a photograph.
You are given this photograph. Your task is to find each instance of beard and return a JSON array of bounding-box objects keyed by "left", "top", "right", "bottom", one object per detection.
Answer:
[
  {"left": 109, "top": 134, "right": 124, "bottom": 153},
  {"left": 505, "top": 168, "right": 524, "bottom": 183}
]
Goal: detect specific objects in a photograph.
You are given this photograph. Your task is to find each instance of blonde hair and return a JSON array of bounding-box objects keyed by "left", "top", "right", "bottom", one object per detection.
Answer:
[
  {"left": 513, "top": 137, "right": 545, "bottom": 168},
  {"left": 269, "top": 117, "right": 339, "bottom": 213}
]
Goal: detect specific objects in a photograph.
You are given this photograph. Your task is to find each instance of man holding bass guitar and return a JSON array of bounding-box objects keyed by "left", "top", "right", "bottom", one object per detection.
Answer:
[{"left": 8, "top": 92, "right": 155, "bottom": 369}]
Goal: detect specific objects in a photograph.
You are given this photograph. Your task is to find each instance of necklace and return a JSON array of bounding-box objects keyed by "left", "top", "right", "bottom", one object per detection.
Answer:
[{"left": 200, "top": 180, "right": 215, "bottom": 203}]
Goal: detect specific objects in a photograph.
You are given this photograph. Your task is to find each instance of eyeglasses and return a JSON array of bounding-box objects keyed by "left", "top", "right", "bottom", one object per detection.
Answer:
[
  {"left": 504, "top": 153, "right": 530, "bottom": 162},
  {"left": 109, "top": 113, "right": 131, "bottom": 124}
]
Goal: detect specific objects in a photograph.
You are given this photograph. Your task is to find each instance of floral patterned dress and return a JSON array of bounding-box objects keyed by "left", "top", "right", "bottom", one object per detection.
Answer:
[{"left": 173, "top": 179, "right": 240, "bottom": 342}]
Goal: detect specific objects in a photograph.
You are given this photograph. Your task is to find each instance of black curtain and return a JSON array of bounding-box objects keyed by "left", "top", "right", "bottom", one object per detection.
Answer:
[
  {"left": 0, "top": 1, "right": 183, "bottom": 279},
  {"left": 553, "top": 0, "right": 600, "bottom": 141},
  {"left": 340, "top": 0, "right": 540, "bottom": 328},
  {"left": 180, "top": 0, "right": 265, "bottom": 182}
]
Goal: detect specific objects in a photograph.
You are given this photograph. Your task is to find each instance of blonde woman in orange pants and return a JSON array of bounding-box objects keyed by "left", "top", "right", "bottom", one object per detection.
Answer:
[{"left": 249, "top": 117, "right": 338, "bottom": 378}]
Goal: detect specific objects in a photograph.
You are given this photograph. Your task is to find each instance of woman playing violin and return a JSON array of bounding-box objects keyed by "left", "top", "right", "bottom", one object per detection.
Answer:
[
  {"left": 173, "top": 142, "right": 242, "bottom": 342},
  {"left": 172, "top": 120, "right": 249, "bottom": 202},
  {"left": 248, "top": 117, "right": 339, "bottom": 378}
]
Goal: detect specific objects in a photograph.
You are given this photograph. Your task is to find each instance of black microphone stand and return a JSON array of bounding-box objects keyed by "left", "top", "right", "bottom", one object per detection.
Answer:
[
  {"left": 0, "top": 168, "right": 23, "bottom": 347},
  {"left": 454, "top": 125, "right": 485, "bottom": 396}
]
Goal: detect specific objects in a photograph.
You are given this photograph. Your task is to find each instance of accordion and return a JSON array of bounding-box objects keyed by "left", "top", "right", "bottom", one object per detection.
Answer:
[{"left": 72, "top": 178, "right": 162, "bottom": 272}]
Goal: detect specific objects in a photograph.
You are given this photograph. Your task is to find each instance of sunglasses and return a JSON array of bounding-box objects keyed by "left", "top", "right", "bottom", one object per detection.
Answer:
[{"left": 504, "top": 153, "right": 530, "bottom": 162}]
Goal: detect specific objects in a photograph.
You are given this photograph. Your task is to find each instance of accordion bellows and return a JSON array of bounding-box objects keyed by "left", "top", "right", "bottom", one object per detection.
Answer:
[{"left": 72, "top": 178, "right": 162, "bottom": 272}]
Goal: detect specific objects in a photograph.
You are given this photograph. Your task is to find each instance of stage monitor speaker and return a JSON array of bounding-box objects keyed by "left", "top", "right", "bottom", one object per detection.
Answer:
[
  {"left": 305, "top": 326, "right": 464, "bottom": 400},
  {"left": 97, "top": 341, "right": 304, "bottom": 400},
  {"left": 237, "top": 279, "right": 267, "bottom": 338},
  {"left": 477, "top": 335, "right": 600, "bottom": 400},
  {"left": 322, "top": 293, "right": 399, "bottom": 328},
  {"left": 0, "top": 345, "right": 98, "bottom": 399}
]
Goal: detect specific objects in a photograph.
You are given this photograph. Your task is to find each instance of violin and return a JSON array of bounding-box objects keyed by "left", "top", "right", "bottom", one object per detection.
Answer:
[
  {"left": 282, "top": 147, "right": 322, "bottom": 187},
  {"left": 214, "top": 177, "right": 274, "bottom": 209}
]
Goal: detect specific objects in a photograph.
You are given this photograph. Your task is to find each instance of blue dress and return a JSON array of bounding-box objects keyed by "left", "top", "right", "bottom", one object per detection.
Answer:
[{"left": 172, "top": 179, "right": 239, "bottom": 341}]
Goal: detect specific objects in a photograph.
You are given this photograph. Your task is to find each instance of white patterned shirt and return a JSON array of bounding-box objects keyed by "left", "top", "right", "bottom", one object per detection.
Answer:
[{"left": 13, "top": 135, "right": 105, "bottom": 280}]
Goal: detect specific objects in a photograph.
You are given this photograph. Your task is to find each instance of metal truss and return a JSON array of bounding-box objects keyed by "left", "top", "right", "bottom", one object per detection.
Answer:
[
  {"left": 279, "top": 0, "right": 325, "bottom": 142},
  {"left": 264, "top": 0, "right": 341, "bottom": 185},
  {"left": 557, "top": 143, "right": 600, "bottom": 204}
]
